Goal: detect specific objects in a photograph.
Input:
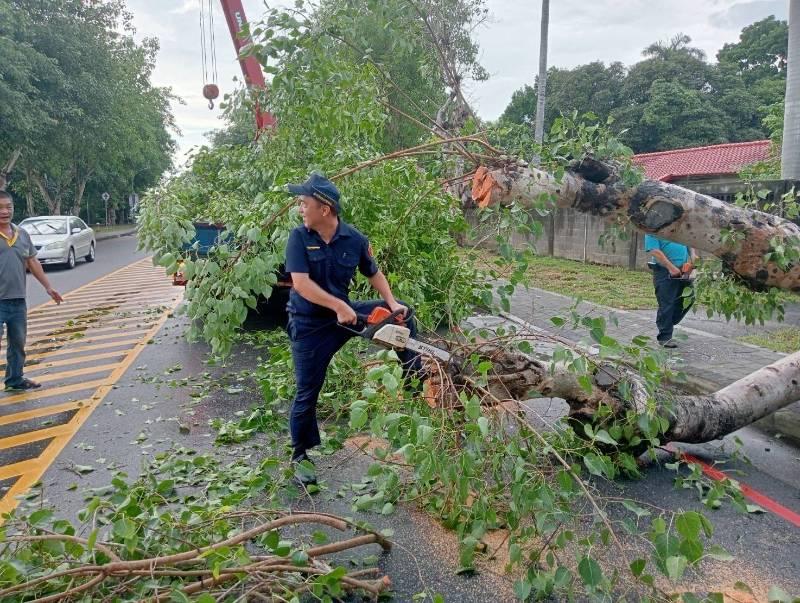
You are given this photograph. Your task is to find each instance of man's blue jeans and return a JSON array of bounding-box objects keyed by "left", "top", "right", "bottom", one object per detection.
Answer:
[
  {"left": 287, "top": 300, "right": 422, "bottom": 455},
  {"left": 651, "top": 265, "right": 694, "bottom": 343},
  {"left": 0, "top": 299, "right": 28, "bottom": 388}
]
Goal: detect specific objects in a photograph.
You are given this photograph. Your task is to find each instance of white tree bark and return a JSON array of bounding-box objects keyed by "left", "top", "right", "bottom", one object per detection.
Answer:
[
  {"left": 448, "top": 324, "right": 800, "bottom": 446},
  {"left": 472, "top": 162, "right": 800, "bottom": 291},
  {"left": 781, "top": 0, "right": 800, "bottom": 179}
]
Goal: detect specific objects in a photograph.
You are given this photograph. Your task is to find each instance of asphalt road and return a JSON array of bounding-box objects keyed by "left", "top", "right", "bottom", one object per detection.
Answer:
[
  {"left": 3, "top": 236, "right": 799, "bottom": 600},
  {"left": 25, "top": 232, "right": 148, "bottom": 308}
]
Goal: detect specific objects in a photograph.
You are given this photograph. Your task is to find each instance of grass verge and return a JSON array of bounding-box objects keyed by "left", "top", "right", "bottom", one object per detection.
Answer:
[
  {"left": 738, "top": 328, "right": 800, "bottom": 353},
  {"left": 475, "top": 250, "right": 657, "bottom": 310}
]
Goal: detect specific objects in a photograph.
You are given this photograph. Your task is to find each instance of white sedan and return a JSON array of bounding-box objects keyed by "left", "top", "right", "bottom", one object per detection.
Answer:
[{"left": 19, "top": 216, "right": 96, "bottom": 269}]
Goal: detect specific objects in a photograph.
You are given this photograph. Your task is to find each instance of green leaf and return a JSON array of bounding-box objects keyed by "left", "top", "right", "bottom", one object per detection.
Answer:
[
  {"left": 621, "top": 500, "right": 650, "bottom": 519},
  {"left": 578, "top": 556, "right": 603, "bottom": 587},
  {"left": 666, "top": 555, "right": 687, "bottom": 582},
  {"left": 767, "top": 586, "right": 793, "bottom": 603},
  {"left": 28, "top": 509, "right": 53, "bottom": 525},
  {"left": 477, "top": 416, "right": 489, "bottom": 437},
  {"left": 705, "top": 545, "right": 734, "bottom": 562},
  {"left": 593, "top": 429, "right": 618, "bottom": 446},
  {"left": 513, "top": 579, "right": 532, "bottom": 600},
  {"left": 630, "top": 558, "right": 646, "bottom": 577},
  {"left": 676, "top": 511, "right": 702, "bottom": 540}
]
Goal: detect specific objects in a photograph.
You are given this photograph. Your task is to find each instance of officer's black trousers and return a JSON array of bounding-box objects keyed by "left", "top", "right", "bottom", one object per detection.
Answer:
[{"left": 287, "top": 300, "right": 422, "bottom": 455}]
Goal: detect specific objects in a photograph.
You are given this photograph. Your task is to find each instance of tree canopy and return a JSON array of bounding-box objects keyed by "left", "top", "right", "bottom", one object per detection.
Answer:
[
  {"left": 500, "top": 18, "right": 789, "bottom": 153},
  {"left": 0, "top": 0, "right": 176, "bottom": 219}
]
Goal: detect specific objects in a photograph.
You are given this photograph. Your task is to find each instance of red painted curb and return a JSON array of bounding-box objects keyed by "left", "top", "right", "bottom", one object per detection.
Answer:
[{"left": 679, "top": 451, "right": 800, "bottom": 529}]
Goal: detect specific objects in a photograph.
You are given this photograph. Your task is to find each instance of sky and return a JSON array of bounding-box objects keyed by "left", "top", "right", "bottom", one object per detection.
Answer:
[{"left": 124, "top": 0, "right": 789, "bottom": 166}]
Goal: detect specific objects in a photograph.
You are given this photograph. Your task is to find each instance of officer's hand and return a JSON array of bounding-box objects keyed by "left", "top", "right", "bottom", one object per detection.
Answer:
[
  {"left": 336, "top": 303, "right": 358, "bottom": 325},
  {"left": 388, "top": 301, "right": 408, "bottom": 323}
]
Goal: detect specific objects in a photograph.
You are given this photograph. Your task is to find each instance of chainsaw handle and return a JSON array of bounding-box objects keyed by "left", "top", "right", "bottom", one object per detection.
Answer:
[{"left": 338, "top": 307, "right": 414, "bottom": 339}]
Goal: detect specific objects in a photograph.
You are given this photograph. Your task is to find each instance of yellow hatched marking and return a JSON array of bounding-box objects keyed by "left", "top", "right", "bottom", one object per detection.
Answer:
[
  {"left": 0, "top": 294, "right": 178, "bottom": 517},
  {"left": 12, "top": 338, "right": 144, "bottom": 363},
  {"left": 28, "top": 287, "right": 181, "bottom": 324},
  {"left": 26, "top": 259, "right": 154, "bottom": 314},
  {"left": 25, "top": 329, "right": 152, "bottom": 353},
  {"left": 0, "top": 458, "right": 38, "bottom": 481},
  {"left": 29, "top": 363, "right": 119, "bottom": 384},
  {"left": 31, "top": 285, "right": 177, "bottom": 310},
  {"left": 25, "top": 297, "right": 176, "bottom": 327},
  {"left": 0, "top": 379, "right": 107, "bottom": 407},
  {"left": 28, "top": 315, "right": 157, "bottom": 340},
  {"left": 0, "top": 424, "right": 73, "bottom": 450},
  {"left": 20, "top": 350, "right": 129, "bottom": 374},
  {"left": 0, "top": 400, "right": 86, "bottom": 427},
  {"left": 25, "top": 311, "right": 171, "bottom": 338}
]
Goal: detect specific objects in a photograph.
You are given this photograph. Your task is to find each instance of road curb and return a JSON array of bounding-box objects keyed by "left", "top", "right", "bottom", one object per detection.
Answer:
[{"left": 95, "top": 228, "right": 137, "bottom": 241}]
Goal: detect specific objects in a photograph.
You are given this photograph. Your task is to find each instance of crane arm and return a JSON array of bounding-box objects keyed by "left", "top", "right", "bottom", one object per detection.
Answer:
[{"left": 219, "top": 0, "right": 276, "bottom": 129}]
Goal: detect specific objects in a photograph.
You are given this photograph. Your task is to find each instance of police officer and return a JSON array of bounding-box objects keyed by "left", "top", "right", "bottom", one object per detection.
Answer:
[{"left": 284, "top": 173, "right": 422, "bottom": 486}]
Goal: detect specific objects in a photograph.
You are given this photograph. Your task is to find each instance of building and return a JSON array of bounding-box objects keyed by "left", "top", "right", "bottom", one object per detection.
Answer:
[{"left": 632, "top": 140, "right": 772, "bottom": 203}]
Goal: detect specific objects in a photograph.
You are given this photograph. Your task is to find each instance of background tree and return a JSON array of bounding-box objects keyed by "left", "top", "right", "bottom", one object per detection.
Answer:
[
  {"left": 500, "top": 18, "right": 789, "bottom": 153},
  {"left": 0, "top": 0, "right": 175, "bottom": 218}
]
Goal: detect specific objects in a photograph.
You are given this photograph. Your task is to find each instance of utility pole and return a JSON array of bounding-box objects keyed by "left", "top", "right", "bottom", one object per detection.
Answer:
[
  {"left": 782, "top": 0, "right": 800, "bottom": 179},
  {"left": 534, "top": 0, "right": 554, "bottom": 255}
]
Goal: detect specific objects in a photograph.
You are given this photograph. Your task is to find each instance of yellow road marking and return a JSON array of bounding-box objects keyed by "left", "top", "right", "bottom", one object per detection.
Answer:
[
  {"left": 26, "top": 297, "right": 176, "bottom": 328},
  {"left": 0, "top": 424, "right": 73, "bottom": 450},
  {"left": 22, "top": 351, "right": 129, "bottom": 374},
  {"left": 0, "top": 400, "right": 86, "bottom": 427},
  {"left": 0, "top": 379, "right": 108, "bottom": 407},
  {"left": 8, "top": 338, "right": 144, "bottom": 363},
  {"left": 25, "top": 312, "right": 169, "bottom": 338},
  {"left": 26, "top": 326, "right": 152, "bottom": 354},
  {"left": 28, "top": 286, "right": 178, "bottom": 324},
  {"left": 32, "top": 362, "right": 119, "bottom": 384},
  {"left": 0, "top": 458, "right": 38, "bottom": 481},
  {"left": 0, "top": 294, "right": 178, "bottom": 516},
  {"left": 34, "top": 275, "right": 177, "bottom": 304},
  {"left": 25, "top": 329, "right": 152, "bottom": 353},
  {"left": 27, "top": 259, "right": 154, "bottom": 313},
  {"left": 28, "top": 285, "right": 177, "bottom": 313}
]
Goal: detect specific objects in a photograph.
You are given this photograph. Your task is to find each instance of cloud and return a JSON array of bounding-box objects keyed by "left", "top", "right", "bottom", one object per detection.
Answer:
[{"left": 709, "top": 0, "right": 788, "bottom": 29}]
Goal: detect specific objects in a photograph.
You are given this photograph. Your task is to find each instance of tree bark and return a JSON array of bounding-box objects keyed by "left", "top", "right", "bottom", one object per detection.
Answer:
[
  {"left": 471, "top": 161, "right": 800, "bottom": 291},
  {"left": 0, "top": 148, "right": 22, "bottom": 192},
  {"left": 33, "top": 175, "right": 61, "bottom": 215},
  {"left": 71, "top": 176, "right": 89, "bottom": 217},
  {"left": 446, "top": 322, "right": 800, "bottom": 447},
  {"left": 782, "top": 0, "right": 800, "bottom": 179}
]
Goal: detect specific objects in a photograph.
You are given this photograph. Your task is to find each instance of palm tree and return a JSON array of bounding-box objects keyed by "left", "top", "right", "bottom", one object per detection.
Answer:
[{"left": 782, "top": 0, "right": 800, "bottom": 179}]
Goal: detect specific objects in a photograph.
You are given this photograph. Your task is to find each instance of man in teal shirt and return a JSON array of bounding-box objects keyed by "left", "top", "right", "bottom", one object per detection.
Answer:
[{"left": 644, "top": 234, "right": 698, "bottom": 348}]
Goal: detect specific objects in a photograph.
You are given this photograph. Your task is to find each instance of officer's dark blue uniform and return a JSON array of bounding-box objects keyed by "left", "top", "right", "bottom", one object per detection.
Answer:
[{"left": 285, "top": 184, "right": 421, "bottom": 458}]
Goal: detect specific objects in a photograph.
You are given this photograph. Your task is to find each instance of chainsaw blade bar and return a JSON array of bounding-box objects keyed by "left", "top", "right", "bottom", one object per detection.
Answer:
[{"left": 405, "top": 338, "right": 451, "bottom": 362}]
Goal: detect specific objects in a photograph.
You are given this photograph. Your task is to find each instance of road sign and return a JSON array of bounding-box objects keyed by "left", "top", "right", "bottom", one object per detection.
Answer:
[{"left": 101, "top": 192, "right": 110, "bottom": 201}]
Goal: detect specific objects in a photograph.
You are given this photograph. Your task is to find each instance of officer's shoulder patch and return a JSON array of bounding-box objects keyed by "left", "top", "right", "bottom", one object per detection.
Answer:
[{"left": 367, "top": 243, "right": 374, "bottom": 257}]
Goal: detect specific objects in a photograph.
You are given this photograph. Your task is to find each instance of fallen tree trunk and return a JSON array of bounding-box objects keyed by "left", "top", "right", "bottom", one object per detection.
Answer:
[
  {"left": 471, "top": 161, "right": 800, "bottom": 292},
  {"left": 434, "top": 319, "right": 800, "bottom": 447}
]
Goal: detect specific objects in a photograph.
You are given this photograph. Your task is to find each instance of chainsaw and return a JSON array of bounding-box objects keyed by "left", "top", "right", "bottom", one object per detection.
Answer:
[{"left": 339, "top": 307, "right": 452, "bottom": 363}]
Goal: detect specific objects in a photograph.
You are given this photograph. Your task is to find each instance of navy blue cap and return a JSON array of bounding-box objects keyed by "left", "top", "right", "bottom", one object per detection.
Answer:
[{"left": 287, "top": 173, "right": 341, "bottom": 214}]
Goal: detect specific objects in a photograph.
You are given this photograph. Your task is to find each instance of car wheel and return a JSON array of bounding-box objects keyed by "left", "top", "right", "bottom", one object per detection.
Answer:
[
  {"left": 66, "top": 248, "right": 76, "bottom": 269},
  {"left": 86, "top": 243, "right": 96, "bottom": 262}
]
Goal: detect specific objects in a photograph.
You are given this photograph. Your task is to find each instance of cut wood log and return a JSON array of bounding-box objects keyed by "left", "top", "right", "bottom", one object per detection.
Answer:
[
  {"left": 471, "top": 162, "right": 800, "bottom": 292},
  {"left": 446, "top": 316, "right": 800, "bottom": 448}
]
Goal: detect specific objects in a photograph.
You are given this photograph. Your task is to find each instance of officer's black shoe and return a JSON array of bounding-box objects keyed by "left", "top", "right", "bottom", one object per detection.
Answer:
[{"left": 291, "top": 452, "right": 317, "bottom": 487}]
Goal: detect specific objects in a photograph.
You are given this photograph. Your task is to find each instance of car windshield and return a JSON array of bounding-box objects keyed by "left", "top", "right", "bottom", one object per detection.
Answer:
[{"left": 21, "top": 220, "right": 68, "bottom": 235}]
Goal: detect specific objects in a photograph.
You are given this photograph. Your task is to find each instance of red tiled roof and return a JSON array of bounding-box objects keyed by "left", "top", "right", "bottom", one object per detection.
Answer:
[{"left": 631, "top": 140, "right": 771, "bottom": 182}]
